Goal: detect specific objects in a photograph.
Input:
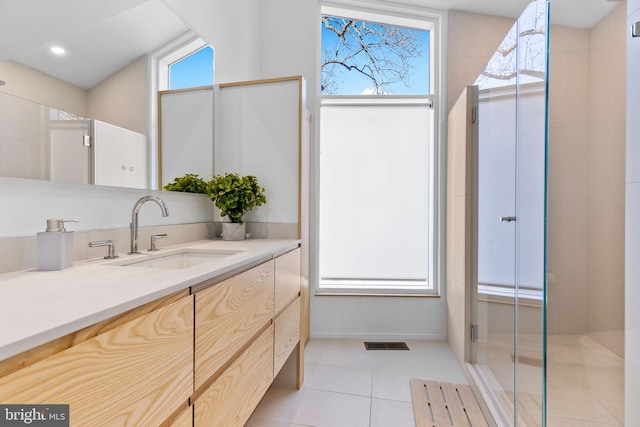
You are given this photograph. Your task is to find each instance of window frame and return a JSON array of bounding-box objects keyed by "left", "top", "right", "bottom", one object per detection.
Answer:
[
  {"left": 315, "top": 3, "right": 446, "bottom": 297},
  {"left": 158, "top": 37, "right": 213, "bottom": 91},
  {"left": 148, "top": 32, "right": 213, "bottom": 189}
]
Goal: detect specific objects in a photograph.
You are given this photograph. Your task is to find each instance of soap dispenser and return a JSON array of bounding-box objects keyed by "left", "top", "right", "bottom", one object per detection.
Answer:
[{"left": 37, "top": 218, "right": 79, "bottom": 271}]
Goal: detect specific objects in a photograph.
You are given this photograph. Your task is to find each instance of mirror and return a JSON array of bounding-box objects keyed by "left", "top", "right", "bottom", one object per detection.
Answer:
[{"left": 0, "top": 0, "right": 192, "bottom": 189}]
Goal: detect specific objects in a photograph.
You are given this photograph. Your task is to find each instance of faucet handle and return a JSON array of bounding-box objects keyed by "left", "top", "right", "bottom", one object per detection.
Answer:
[
  {"left": 89, "top": 239, "right": 119, "bottom": 259},
  {"left": 148, "top": 234, "right": 168, "bottom": 252}
]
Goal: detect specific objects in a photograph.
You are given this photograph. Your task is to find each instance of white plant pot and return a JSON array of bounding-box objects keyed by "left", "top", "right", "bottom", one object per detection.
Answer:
[{"left": 221, "top": 222, "right": 246, "bottom": 241}]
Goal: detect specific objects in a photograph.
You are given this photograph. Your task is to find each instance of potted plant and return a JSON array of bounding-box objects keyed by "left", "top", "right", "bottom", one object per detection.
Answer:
[
  {"left": 163, "top": 173, "right": 208, "bottom": 194},
  {"left": 206, "top": 173, "right": 267, "bottom": 240}
]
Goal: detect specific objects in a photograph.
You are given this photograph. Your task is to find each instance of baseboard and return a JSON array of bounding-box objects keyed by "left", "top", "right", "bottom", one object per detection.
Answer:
[{"left": 309, "top": 332, "right": 447, "bottom": 341}]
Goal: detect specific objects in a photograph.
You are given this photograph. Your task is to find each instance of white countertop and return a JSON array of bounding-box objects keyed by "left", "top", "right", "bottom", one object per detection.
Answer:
[{"left": 0, "top": 238, "right": 299, "bottom": 361}]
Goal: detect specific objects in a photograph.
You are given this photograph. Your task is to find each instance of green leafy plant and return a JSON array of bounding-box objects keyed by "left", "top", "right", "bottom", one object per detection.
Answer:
[
  {"left": 206, "top": 173, "right": 267, "bottom": 224},
  {"left": 163, "top": 173, "right": 208, "bottom": 194}
]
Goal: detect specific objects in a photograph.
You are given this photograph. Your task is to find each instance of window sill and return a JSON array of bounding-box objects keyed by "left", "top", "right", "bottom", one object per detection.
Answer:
[
  {"left": 317, "top": 279, "right": 437, "bottom": 297},
  {"left": 314, "top": 291, "right": 440, "bottom": 298}
]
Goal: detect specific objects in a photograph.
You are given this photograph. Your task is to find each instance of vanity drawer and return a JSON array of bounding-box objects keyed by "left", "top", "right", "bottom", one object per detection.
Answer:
[
  {"left": 193, "top": 324, "right": 274, "bottom": 427},
  {"left": 275, "top": 248, "right": 301, "bottom": 315},
  {"left": 194, "top": 260, "right": 274, "bottom": 390},
  {"left": 274, "top": 296, "right": 301, "bottom": 377},
  {"left": 168, "top": 405, "right": 193, "bottom": 427},
  {"left": 0, "top": 295, "right": 194, "bottom": 427}
]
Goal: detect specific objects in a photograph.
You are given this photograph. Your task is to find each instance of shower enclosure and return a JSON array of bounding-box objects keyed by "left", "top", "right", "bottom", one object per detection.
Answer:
[
  {"left": 467, "top": 1, "right": 549, "bottom": 425},
  {"left": 460, "top": 0, "right": 626, "bottom": 425}
]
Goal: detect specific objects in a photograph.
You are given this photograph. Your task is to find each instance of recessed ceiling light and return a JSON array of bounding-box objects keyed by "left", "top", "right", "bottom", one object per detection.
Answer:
[{"left": 51, "top": 46, "right": 66, "bottom": 55}]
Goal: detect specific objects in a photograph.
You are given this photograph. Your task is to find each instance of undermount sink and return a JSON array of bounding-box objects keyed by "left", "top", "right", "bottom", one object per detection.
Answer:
[{"left": 118, "top": 249, "right": 240, "bottom": 270}]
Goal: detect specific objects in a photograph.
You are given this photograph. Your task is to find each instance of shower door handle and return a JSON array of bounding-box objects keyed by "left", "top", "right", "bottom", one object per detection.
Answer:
[{"left": 500, "top": 216, "right": 517, "bottom": 222}]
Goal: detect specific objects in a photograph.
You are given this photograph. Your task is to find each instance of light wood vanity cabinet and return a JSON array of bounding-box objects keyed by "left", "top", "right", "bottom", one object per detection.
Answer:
[
  {"left": 0, "top": 246, "right": 304, "bottom": 427},
  {"left": 275, "top": 248, "right": 301, "bottom": 314},
  {"left": 194, "top": 260, "right": 275, "bottom": 391},
  {"left": 194, "top": 325, "right": 275, "bottom": 426},
  {"left": 274, "top": 297, "right": 301, "bottom": 376},
  {"left": 0, "top": 291, "right": 194, "bottom": 427},
  {"left": 274, "top": 248, "right": 302, "bottom": 378},
  {"left": 192, "top": 247, "right": 302, "bottom": 427},
  {"left": 168, "top": 405, "right": 194, "bottom": 427}
]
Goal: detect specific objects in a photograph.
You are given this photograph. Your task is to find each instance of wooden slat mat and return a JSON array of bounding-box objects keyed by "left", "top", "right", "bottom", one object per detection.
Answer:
[{"left": 410, "top": 379, "right": 489, "bottom": 427}]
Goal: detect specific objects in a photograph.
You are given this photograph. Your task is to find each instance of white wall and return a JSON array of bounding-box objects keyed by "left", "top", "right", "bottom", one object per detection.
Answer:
[
  {"left": 88, "top": 55, "right": 149, "bottom": 135},
  {"left": 0, "top": 0, "right": 446, "bottom": 339},
  {"left": 626, "top": 1, "right": 640, "bottom": 424},
  {"left": 312, "top": 296, "right": 447, "bottom": 340},
  {"left": 259, "top": 0, "right": 318, "bottom": 109},
  {"left": 0, "top": 61, "right": 88, "bottom": 116},
  {"left": 172, "top": 0, "right": 447, "bottom": 339},
  {"left": 0, "top": 177, "right": 212, "bottom": 238},
  {"left": 163, "top": 0, "right": 262, "bottom": 84}
]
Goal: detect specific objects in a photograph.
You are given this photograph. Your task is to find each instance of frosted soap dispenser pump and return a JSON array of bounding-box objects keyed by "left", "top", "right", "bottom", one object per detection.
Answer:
[{"left": 37, "top": 218, "right": 79, "bottom": 271}]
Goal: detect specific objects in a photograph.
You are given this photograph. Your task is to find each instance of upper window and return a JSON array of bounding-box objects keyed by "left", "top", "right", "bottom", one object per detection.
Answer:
[
  {"left": 169, "top": 46, "right": 214, "bottom": 90},
  {"left": 157, "top": 37, "right": 214, "bottom": 91},
  {"left": 321, "top": 13, "right": 430, "bottom": 95}
]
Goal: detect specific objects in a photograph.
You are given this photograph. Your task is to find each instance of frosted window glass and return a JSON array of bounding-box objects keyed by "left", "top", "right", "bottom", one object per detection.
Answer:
[{"left": 319, "top": 100, "right": 432, "bottom": 287}]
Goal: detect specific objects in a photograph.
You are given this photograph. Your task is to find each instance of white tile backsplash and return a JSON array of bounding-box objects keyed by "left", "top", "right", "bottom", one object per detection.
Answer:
[
  {"left": 0, "top": 221, "right": 299, "bottom": 274},
  {"left": 0, "top": 222, "right": 215, "bottom": 274}
]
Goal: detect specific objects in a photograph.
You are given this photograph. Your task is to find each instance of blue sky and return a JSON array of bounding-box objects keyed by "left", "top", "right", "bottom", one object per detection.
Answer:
[
  {"left": 321, "top": 19, "right": 430, "bottom": 95},
  {"left": 168, "top": 21, "right": 429, "bottom": 95},
  {"left": 169, "top": 46, "right": 214, "bottom": 90}
]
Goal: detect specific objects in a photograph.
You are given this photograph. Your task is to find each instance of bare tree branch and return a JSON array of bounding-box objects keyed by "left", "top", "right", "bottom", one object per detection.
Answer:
[
  {"left": 321, "top": 16, "right": 423, "bottom": 94},
  {"left": 480, "top": 69, "right": 546, "bottom": 81}
]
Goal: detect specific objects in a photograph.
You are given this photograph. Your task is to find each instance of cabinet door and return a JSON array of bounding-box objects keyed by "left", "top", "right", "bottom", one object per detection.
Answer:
[
  {"left": 274, "top": 296, "right": 301, "bottom": 377},
  {"left": 194, "top": 260, "right": 274, "bottom": 390},
  {"left": 194, "top": 325, "right": 274, "bottom": 427},
  {"left": 121, "top": 128, "right": 148, "bottom": 189},
  {"left": 275, "top": 248, "right": 301, "bottom": 315},
  {"left": 93, "top": 120, "right": 124, "bottom": 187},
  {"left": 93, "top": 120, "right": 148, "bottom": 189},
  {"left": 0, "top": 296, "right": 194, "bottom": 427}
]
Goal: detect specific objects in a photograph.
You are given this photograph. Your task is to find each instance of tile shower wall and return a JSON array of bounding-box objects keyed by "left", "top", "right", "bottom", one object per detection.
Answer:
[
  {"left": 547, "top": 5, "right": 626, "bottom": 353},
  {"left": 588, "top": 3, "right": 626, "bottom": 356},
  {"left": 547, "top": 24, "right": 591, "bottom": 335},
  {"left": 447, "top": 11, "right": 514, "bottom": 113},
  {"left": 626, "top": 0, "right": 640, "bottom": 425}
]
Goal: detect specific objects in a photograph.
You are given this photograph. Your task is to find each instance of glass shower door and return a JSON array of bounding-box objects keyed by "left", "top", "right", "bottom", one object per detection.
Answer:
[
  {"left": 470, "top": 1, "right": 549, "bottom": 425},
  {"left": 474, "top": 48, "right": 519, "bottom": 425}
]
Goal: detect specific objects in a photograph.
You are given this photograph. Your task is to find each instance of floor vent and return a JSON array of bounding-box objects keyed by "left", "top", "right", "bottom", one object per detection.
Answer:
[{"left": 364, "top": 342, "right": 410, "bottom": 351}]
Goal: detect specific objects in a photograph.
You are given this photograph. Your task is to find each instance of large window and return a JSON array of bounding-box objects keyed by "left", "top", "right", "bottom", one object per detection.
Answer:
[{"left": 318, "top": 6, "right": 438, "bottom": 295}]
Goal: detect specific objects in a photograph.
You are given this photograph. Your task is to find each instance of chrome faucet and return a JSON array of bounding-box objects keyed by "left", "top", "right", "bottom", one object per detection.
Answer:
[{"left": 129, "top": 195, "right": 169, "bottom": 254}]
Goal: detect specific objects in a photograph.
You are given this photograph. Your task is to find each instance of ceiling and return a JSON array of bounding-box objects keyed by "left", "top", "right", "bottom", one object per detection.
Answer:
[
  {"left": 406, "top": 0, "right": 619, "bottom": 29},
  {"left": 0, "top": 0, "right": 621, "bottom": 90},
  {"left": 0, "top": 0, "right": 189, "bottom": 89}
]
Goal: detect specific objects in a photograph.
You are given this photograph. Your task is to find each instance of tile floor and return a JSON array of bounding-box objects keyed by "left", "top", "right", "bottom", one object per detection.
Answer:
[
  {"left": 247, "top": 339, "right": 468, "bottom": 427},
  {"left": 471, "top": 334, "right": 624, "bottom": 426},
  {"left": 546, "top": 335, "right": 624, "bottom": 426}
]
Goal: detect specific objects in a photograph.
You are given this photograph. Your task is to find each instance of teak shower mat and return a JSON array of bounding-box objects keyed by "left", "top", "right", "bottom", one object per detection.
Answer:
[{"left": 410, "top": 378, "right": 489, "bottom": 427}]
